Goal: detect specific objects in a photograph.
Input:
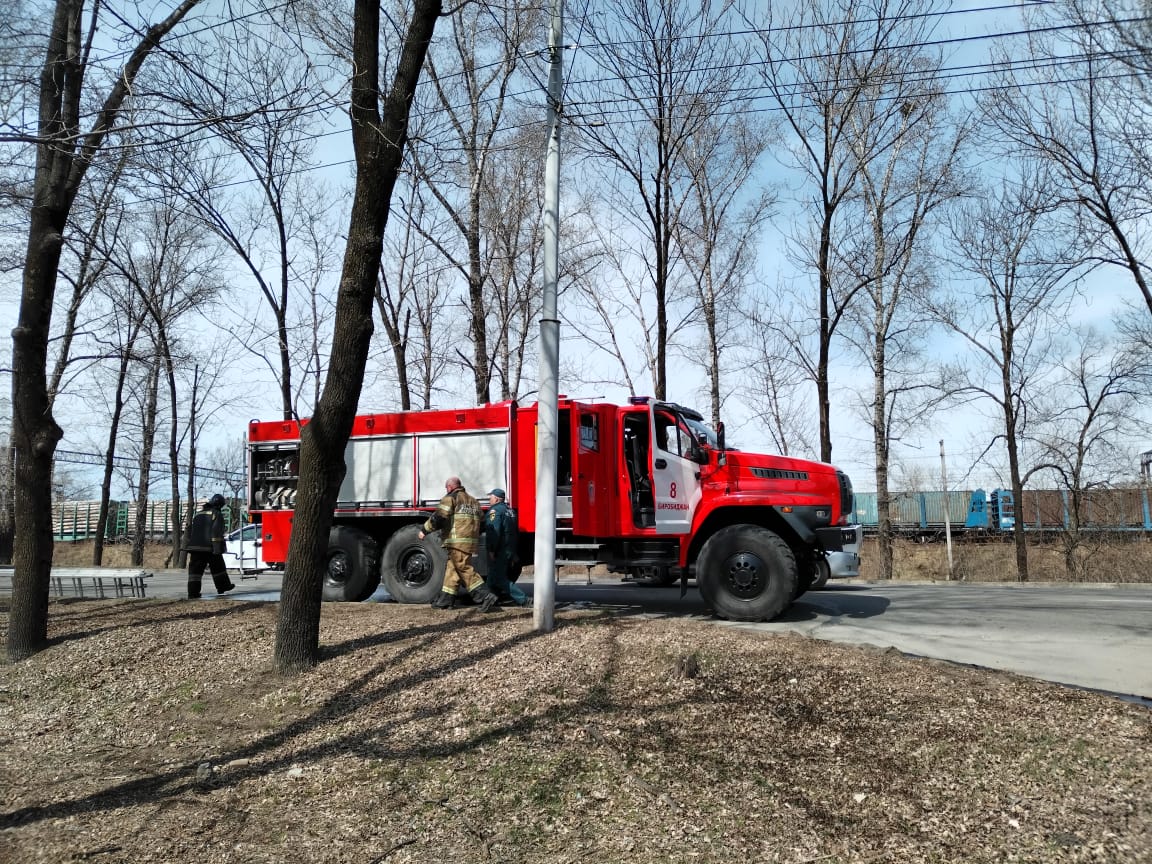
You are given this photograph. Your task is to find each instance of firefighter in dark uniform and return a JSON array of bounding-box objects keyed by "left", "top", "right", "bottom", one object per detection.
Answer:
[
  {"left": 419, "top": 476, "right": 499, "bottom": 611},
  {"left": 185, "top": 494, "right": 236, "bottom": 599},
  {"left": 484, "top": 488, "right": 528, "bottom": 607}
]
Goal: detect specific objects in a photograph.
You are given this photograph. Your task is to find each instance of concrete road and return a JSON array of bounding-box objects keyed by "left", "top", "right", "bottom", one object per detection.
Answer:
[{"left": 43, "top": 568, "right": 1152, "bottom": 703}]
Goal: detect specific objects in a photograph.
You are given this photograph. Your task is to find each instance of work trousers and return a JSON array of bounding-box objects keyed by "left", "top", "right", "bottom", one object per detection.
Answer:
[
  {"left": 188, "top": 552, "right": 234, "bottom": 598},
  {"left": 486, "top": 557, "right": 527, "bottom": 606},
  {"left": 441, "top": 547, "right": 484, "bottom": 594}
]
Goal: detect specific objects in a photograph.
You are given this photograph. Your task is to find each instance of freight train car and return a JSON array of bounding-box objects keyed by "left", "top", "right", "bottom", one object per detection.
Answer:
[
  {"left": 852, "top": 487, "right": 1152, "bottom": 536},
  {"left": 851, "top": 490, "right": 973, "bottom": 538}
]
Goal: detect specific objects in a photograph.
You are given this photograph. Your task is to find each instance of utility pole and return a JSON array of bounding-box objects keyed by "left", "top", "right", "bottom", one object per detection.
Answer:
[
  {"left": 533, "top": 0, "right": 564, "bottom": 632},
  {"left": 940, "top": 440, "right": 954, "bottom": 580}
]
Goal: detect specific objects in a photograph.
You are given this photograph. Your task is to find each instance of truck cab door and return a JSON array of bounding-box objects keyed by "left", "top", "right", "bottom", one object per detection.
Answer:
[
  {"left": 569, "top": 405, "right": 615, "bottom": 536},
  {"left": 651, "top": 408, "right": 702, "bottom": 535}
]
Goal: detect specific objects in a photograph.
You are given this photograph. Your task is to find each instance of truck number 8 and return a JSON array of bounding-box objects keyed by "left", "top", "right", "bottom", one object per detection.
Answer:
[{"left": 670, "top": 482, "right": 677, "bottom": 499}]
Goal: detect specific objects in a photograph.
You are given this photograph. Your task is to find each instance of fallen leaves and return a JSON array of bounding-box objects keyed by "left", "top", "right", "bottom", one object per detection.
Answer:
[{"left": 0, "top": 599, "right": 1148, "bottom": 863}]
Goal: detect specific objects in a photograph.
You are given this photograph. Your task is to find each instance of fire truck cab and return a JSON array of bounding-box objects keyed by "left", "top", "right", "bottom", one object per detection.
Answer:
[{"left": 247, "top": 397, "right": 855, "bottom": 621}]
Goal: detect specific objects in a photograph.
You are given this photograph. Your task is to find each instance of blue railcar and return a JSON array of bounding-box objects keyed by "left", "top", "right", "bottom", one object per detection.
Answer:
[
  {"left": 965, "top": 489, "right": 1015, "bottom": 531},
  {"left": 856, "top": 486, "right": 1152, "bottom": 535},
  {"left": 852, "top": 490, "right": 971, "bottom": 535}
]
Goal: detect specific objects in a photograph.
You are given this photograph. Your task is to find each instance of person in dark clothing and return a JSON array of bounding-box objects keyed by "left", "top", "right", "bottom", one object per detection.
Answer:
[
  {"left": 185, "top": 493, "right": 235, "bottom": 599},
  {"left": 484, "top": 488, "right": 528, "bottom": 607}
]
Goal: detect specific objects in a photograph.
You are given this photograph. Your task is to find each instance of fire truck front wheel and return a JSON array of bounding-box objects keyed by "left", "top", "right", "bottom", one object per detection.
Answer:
[
  {"left": 696, "top": 525, "right": 797, "bottom": 621},
  {"left": 323, "top": 526, "right": 381, "bottom": 602},
  {"left": 380, "top": 524, "right": 447, "bottom": 604}
]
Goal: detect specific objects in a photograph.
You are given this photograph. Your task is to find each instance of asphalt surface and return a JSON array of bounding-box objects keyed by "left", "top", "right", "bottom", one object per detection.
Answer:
[{"left": 22, "top": 567, "right": 1152, "bottom": 704}]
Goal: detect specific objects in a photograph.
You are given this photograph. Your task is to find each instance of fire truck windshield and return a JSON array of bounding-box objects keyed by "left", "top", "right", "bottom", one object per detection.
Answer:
[{"left": 683, "top": 415, "right": 719, "bottom": 449}]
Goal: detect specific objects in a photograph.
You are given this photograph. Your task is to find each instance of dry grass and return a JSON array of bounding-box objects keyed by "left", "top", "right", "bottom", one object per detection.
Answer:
[
  {"left": 50, "top": 540, "right": 180, "bottom": 570},
  {"left": 1, "top": 599, "right": 1149, "bottom": 864},
  {"left": 861, "top": 536, "right": 1152, "bottom": 584}
]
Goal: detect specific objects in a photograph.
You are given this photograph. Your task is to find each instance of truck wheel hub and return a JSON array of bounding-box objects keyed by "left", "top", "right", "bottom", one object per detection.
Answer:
[
  {"left": 327, "top": 551, "right": 350, "bottom": 585},
  {"left": 723, "top": 552, "right": 765, "bottom": 597},
  {"left": 401, "top": 551, "right": 432, "bottom": 586}
]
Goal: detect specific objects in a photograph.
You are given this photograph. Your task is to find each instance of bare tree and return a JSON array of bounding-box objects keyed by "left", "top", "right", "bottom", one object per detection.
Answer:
[
  {"left": 479, "top": 116, "right": 547, "bottom": 401},
  {"left": 404, "top": 2, "right": 538, "bottom": 405},
  {"left": 569, "top": 0, "right": 753, "bottom": 401},
  {"left": 740, "top": 324, "right": 817, "bottom": 459},
  {"left": 273, "top": 0, "right": 442, "bottom": 673},
  {"left": 748, "top": 0, "right": 950, "bottom": 462},
  {"left": 676, "top": 114, "right": 775, "bottom": 429},
  {"left": 933, "top": 167, "right": 1083, "bottom": 582},
  {"left": 1029, "top": 328, "right": 1151, "bottom": 577},
  {"left": 374, "top": 178, "right": 454, "bottom": 410},
  {"left": 983, "top": 7, "right": 1152, "bottom": 319},
  {"left": 841, "top": 74, "right": 970, "bottom": 581},
  {"left": 7, "top": 0, "right": 207, "bottom": 661},
  {"left": 103, "top": 193, "right": 220, "bottom": 564},
  {"left": 89, "top": 271, "right": 149, "bottom": 566},
  {"left": 169, "top": 27, "right": 338, "bottom": 421}
]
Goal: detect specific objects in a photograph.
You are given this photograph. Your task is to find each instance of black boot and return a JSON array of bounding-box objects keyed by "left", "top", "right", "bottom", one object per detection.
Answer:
[
  {"left": 431, "top": 591, "right": 455, "bottom": 610},
  {"left": 469, "top": 583, "right": 500, "bottom": 613}
]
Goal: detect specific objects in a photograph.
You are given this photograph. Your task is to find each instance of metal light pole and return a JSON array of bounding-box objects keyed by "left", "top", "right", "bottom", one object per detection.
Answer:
[
  {"left": 533, "top": 0, "right": 563, "bottom": 632},
  {"left": 940, "top": 439, "right": 954, "bottom": 580}
]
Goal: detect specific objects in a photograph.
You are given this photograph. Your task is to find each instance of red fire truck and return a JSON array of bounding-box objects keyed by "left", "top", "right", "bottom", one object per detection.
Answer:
[{"left": 246, "top": 397, "right": 857, "bottom": 621}]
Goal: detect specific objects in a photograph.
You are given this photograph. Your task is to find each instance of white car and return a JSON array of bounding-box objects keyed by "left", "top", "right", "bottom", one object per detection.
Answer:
[
  {"left": 219, "top": 524, "right": 269, "bottom": 574},
  {"left": 812, "top": 524, "right": 863, "bottom": 588}
]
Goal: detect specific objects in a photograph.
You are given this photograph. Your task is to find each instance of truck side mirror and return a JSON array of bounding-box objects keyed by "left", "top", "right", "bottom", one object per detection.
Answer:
[{"left": 716, "top": 421, "right": 726, "bottom": 452}]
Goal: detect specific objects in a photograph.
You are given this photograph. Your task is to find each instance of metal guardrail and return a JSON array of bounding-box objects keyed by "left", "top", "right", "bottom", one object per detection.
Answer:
[{"left": 0, "top": 567, "right": 152, "bottom": 598}]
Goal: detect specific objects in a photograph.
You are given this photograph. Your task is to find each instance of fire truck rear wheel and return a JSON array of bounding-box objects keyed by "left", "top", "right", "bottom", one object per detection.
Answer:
[
  {"left": 381, "top": 524, "right": 447, "bottom": 604},
  {"left": 696, "top": 524, "right": 797, "bottom": 621},
  {"left": 323, "top": 526, "right": 381, "bottom": 602}
]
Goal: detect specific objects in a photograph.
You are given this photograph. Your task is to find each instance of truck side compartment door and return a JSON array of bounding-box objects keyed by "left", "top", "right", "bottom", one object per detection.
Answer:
[
  {"left": 569, "top": 405, "right": 615, "bottom": 536},
  {"left": 651, "top": 408, "right": 702, "bottom": 535}
]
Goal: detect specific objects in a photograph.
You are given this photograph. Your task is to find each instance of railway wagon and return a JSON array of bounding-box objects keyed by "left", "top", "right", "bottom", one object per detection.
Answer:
[
  {"left": 851, "top": 490, "right": 971, "bottom": 536},
  {"left": 1014, "top": 487, "right": 1152, "bottom": 532},
  {"left": 854, "top": 487, "right": 1152, "bottom": 535}
]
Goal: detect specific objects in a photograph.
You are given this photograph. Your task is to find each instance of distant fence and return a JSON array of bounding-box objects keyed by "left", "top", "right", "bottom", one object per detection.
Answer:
[{"left": 52, "top": 500, "right": 246, "bottom": 542}]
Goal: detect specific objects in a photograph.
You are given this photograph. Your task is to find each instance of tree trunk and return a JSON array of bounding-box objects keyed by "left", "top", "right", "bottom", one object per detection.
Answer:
[
  {"left": 1004, "top": 404, "right": 1029, "bottom": 582},
  {"left": 93, "top": 349, "right": 134, "bottom": 564},
  {"left": 9, "top": 191, "right": 69, "bottom": 661},
  {"left": 133, "top": 361, "right": 160, "bottom": 566},
  {"left": 273, "top": 0, "right": 443, "bottom": 673},
  {"left": 7, "top": 0, "right": 205, "bottom": 661},
  {"left": 163, "top": 347, "right": 183, "bottom": 567}
]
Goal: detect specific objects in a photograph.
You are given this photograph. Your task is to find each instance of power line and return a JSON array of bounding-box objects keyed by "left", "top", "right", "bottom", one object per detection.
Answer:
[
  {"left": 1, "top": 7, "right": 1141, "bottom": 214},
  {"left": 55, "top": 449, "right": 245, "bottom": 484}
]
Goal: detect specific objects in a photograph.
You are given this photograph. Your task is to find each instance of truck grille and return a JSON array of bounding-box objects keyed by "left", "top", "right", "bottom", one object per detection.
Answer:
[{"left": 750, "top": 467, "right": 809, "bottom": 481}]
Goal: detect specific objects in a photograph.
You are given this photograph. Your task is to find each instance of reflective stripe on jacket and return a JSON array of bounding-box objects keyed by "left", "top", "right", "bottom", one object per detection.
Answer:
[{"left": 423, "top": 487, "right": 482, "bottom": 552}]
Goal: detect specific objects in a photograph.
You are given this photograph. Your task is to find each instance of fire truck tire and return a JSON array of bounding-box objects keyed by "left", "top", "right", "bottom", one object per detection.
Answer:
[
  {"left": 323, "top": 526, "right": 381, "bottom": 602},
  {"left": 381, "top": 524, "right": 447, "bottom": 604},
  {"left": 696, "top": 524, "right": 797, "bottom": 621}
]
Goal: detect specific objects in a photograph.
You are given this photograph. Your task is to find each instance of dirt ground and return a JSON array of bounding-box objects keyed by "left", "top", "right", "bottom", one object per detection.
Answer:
[{"left": 0, "top": 597, "right": 1149, "bottom": 864}]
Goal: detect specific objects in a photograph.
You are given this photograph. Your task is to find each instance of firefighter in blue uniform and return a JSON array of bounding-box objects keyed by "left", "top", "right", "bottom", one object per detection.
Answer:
[{"left": 484, "top": 488, "right": 528, "bottom": 607}]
